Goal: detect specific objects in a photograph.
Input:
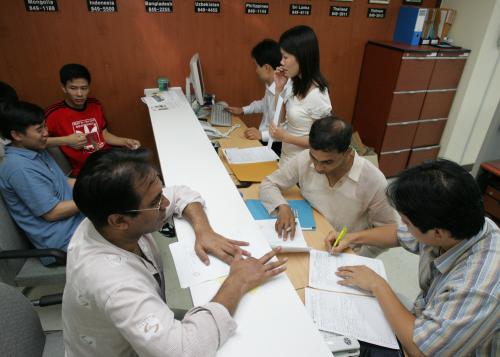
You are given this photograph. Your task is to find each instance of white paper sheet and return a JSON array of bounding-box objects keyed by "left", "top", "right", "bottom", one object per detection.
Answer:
[
  {"left": 305, "top": 288, "right": 399, "bottom": 349},
  {"left": 223, "top": 146, "right": 279, "bottom": 164},
  {"left": 256, "top": 219, "right": 310, "bottom": 253},
  {"left": 309, "top": 250, "right": 387, "bottom": 296},
  {"left": 169, "top": 241, "right": 229, "bottom": 288},
  {"left": 267, "top": 95, "right": 284, "bottom": 148}
]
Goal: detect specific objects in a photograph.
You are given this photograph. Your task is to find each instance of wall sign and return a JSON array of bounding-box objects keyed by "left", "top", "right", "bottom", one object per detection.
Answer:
[
  {"left": 194, "top": 1, "right": 220, "bottom": 13},
  {"left": 290, "top": 4, "right": 311, "bottom": 16},
  {"left": 145, "top": 1, "right": 173, "bottom": 13},
  {"left": 367, "top": 7, "right": 386, "bottom": 18},
  {"left": 245, "top": 2, "right": 269, "bottom": 15},
  {"left": 330, "top": 6, "right": 350, "bottom": 17},
  {"left": 25, "top": 0, "right": 58, "bottom": 12},
  {"left": 87, "top": 0, "right": 117, "bottom": 12}
]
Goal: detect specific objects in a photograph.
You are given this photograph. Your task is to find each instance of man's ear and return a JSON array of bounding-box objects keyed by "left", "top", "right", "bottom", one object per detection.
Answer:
[
  {"left": 107, "top": 213, "right": 131, "bottom": 231},
  {"left": 10, "top": 130, "right": 24, "bottom": 142},
  {"left": 433, "top": 228, "right": 452, "bottom": 240},
  {"left": 264, "top": 64, "right": 273, "bottom": 72},
  {"left": 61, "top": 84, "right": 67, "bottom": 94}
]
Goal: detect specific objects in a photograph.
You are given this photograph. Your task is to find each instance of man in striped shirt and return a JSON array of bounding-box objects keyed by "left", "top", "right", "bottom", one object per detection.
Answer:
[{"left": 327, "top": 159, "right": 499, "bottom": 356}]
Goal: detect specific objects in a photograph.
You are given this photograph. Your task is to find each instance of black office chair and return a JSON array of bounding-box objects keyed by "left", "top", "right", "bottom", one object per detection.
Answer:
[{"left": 0, "top": 282, "right": 64, "bottom": 357}]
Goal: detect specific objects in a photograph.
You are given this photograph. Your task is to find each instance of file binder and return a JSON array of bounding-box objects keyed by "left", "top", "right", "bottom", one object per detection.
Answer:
[
  {"left": 393, "top": 6, "right": 428, "bottom": 46},
  {"left": 245, "top": 199, "right": 316, "bottom": 230}
]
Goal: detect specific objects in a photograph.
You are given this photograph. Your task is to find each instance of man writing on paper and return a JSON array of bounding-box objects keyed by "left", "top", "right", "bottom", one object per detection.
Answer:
[
  {"left": 329, "top": 160, "right": 499, "bottom": 356},
  {"left": 63, "top": 148, "right": 287, "bottom": 357},
  {"left": 260, "top": 116, "right": 398, "bottom": 257}
]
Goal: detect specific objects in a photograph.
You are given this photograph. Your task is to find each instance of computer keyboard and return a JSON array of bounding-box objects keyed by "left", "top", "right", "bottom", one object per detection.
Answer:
[{"left": 210, "top": 103, "right": 232, "bottom": 127}]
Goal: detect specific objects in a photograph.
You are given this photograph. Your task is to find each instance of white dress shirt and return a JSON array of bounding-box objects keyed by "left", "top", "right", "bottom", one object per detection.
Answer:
[
  {"left": 242, "top": 82, "right": 276, "bottom": 142},
  {"left": 62, "top": 185, "right": 236, "bottom": 357}
]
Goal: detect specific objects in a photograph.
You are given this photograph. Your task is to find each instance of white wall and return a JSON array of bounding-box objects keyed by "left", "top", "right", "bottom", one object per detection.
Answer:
[{"left": 439, "top": 0, "right": 500, "bottom": 165}]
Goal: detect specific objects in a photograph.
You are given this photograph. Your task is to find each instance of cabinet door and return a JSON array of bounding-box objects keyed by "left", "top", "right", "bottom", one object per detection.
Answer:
[
  {"left": 381, "top": 122, "right": 419, "bottom": 151},
  {"left": 412, "top": 119, "right": 447, "bottom": 147},
  {"left": 379, "top": 149, "right": 411, "bottom": 177},
  {"left": 420, "top": 90, "right": 455, "bottom": 119},
  {"left": 407, "top": 146, "right": 440, "bottom": 167},
  {"left": 428, "top": 55, "right": 468, "bottom": 90},
  {"left": 388, "top": 92, "right": 426, "bottom": 123},
  {"left": 395, "top": 58, "right": 435, "bottom": 91}
]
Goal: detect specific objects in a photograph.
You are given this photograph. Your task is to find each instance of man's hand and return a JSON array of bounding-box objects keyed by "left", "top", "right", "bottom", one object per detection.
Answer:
[
  {"left": 274, "top": 66, "right": 288, "bottom": 93},
  {"left": 335, "top": 265, "right": 386, "bottom": 293},
  {"left": 228, "top": 247, "right": 287, "bottom": 294},
  {"left": 226, "top": 106, "right": 243, "bottom": 115},
  {"left": 122, "top": 138, "right": 141, "bottom": 150},
  {"left": 65, "top": 133, "right": 88, "bottom": 149},
  {"left": 325, "top": 230, "right": 355, "bottom": 255},
  {"left": 244, "top": 127, "right": 262, "bottom": 140},
  {"left": 269, "top": 123, "right": 288, "bottom": 141},
  {"left": 194, "top": 230, "right": 250, "bottom": 265},
  {"left": 275, "top": 204, "right": 296, "bottom": 241}
]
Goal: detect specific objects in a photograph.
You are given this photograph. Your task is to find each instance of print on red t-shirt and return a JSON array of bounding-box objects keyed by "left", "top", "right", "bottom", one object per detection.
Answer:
[{"left": 72, "top": 118, "right": 105, "bottom": 152}]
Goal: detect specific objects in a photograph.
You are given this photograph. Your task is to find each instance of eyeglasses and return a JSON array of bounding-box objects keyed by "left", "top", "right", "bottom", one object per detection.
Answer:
[{"left": 124, "top": 195, "right": 164, "bottom": 213}]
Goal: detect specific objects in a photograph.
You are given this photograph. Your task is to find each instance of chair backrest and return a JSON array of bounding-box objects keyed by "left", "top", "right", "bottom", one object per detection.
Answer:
[
  {"left": 46, "top": 146, "right": 72, "bottom": 177},
  {"left": 0, "top": 194, "right": 30, "bottom": 285},
  {"left": 0, "top": 282, "right": 45, "bottom": 356}
]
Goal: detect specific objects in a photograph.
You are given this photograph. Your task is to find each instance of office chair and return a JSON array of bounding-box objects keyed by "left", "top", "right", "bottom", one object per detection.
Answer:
[
  {"left": 0, "top": 282, "right": 64, "bottom": 357},
  {"left": 0, "top": 194, "right": 66, "bottom": 289}
]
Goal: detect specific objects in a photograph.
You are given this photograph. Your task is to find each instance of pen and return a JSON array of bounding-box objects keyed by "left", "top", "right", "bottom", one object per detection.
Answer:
[{"left": 333, "top": 226, "right": 347, "bottom": 248}]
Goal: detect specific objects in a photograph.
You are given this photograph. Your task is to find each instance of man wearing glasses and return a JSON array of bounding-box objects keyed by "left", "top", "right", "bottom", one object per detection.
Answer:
[{"left": 62, "top": 148, "right": 287, "bottom": 357}]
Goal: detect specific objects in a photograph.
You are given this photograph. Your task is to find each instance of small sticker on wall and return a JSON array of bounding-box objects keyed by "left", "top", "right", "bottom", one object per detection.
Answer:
[
  {"left": 24, "top": 0, "right": 58, "bottom": 12},
  {"left": 194, "top": 1, "right": 220, "bottom": 13},
  {"left": 145, "top": 1, "right": 173, "bottom": 13},
  {"left": 87, "top": 0, "right": 118, "bottom": 13},
  {"left": 245, "top": 2, "right": 269, "bottom": 15},
  {"left": 330, "top": 6, "right": 350, "bottom": 17},
  {"left": 290, "top": 4, "right": 311, "bottom": 16},
  {"left": 367, "top": 7, "right": 386, "bottom": 19}
]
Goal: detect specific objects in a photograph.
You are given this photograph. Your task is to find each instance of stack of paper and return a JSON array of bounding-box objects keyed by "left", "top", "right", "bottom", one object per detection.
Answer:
[
  {"left": 224, "top": 146, "right": 279, "bottom": 164},
  {"left": 256, "top": 219, "right": 310, "bottom": 253}
]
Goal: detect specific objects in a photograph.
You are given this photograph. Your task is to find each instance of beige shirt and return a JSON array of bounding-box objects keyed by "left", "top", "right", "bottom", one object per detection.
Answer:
[
  {"left": 260, "top": 150, "right": 399, "bottom": 254},
  {"left": 62, "top": 185, "right": 236, "bottom": 357}
]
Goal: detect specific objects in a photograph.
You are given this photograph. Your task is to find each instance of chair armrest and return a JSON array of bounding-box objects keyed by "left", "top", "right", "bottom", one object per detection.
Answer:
[{"left": 0, "top": 248, "right": 67, "bottom": 265}]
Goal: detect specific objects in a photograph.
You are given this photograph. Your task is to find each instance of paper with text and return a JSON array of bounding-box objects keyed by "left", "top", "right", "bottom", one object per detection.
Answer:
[
  {"left": 309, "top": 250, "right": 387, "bottom": 296},
  {"left": 305, "top": 288, "right": 398, "bottom": 349},
  {"left": 224, "top": 146, "right": 279, "bottom": 164},
  {"left": 256, "top": 219, "right": 310, "bottom": 253}
]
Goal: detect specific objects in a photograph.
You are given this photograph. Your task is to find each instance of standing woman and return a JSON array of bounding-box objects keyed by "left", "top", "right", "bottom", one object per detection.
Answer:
[{"left": 270, "top": 25, "right": 332, "bottom": 166}]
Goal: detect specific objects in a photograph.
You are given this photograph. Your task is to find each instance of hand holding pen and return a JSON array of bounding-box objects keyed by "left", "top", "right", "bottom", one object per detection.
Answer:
[{"left": 324, "top": 226, "right": 352, "bottom": 255}]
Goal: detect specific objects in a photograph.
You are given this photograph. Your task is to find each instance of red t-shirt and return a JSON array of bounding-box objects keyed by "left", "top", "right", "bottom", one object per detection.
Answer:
[{"left": 45, "top": 98, "right": 110, "bottom": 176}]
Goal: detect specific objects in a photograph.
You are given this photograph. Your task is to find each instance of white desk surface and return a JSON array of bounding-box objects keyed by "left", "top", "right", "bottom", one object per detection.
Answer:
[{"left": 147, "top": 87, "right": 331, "bottom": 357}]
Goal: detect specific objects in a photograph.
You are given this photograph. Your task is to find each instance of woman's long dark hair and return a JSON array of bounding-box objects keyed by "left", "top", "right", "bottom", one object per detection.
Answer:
[{"left": 279, "top": 25, "right": 328, "bottom": 98}]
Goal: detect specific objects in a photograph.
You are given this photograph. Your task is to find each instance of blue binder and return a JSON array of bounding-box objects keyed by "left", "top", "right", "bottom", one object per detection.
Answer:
[
  {"left": 393, "top": 6, "right": 427, "bottom": 46},
  {"left": 245, "top": 199, "right": 316, "bottom": 230}
]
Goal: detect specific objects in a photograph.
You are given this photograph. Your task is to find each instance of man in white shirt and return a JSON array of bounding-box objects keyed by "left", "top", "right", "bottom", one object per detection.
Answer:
[
  {"left": 63, "top": 148, "right": 287, "bottom": 357},
  {"left": 226, "top": 39, "right": 282, "bottom": 153},
  {"left": 260, "top": 116, "right": 399, "bottom": 257}
]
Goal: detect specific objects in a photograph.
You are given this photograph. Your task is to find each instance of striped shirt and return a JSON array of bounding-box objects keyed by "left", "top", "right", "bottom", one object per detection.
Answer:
[{"left": 397, "top": 218, "right": 499, "bottom": 356}]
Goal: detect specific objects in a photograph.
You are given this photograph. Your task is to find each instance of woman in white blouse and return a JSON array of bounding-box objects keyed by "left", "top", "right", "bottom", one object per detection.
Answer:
[{"left": 271, "top": 25, "right": 332, "bottom": 166}]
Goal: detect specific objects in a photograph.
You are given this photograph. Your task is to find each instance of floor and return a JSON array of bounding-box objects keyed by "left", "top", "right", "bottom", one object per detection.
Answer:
[{"left": 32, "top": 246, "right": 421, "bottom": 332}]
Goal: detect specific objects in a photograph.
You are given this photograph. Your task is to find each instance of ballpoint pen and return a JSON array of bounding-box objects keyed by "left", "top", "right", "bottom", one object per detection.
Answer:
[{"left": 333, "top": 226, "right": 347, "bottom": 248}]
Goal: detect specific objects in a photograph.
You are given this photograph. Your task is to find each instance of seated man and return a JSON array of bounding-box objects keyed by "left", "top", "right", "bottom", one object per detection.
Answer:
[
  {"left": 329, "top": 160, "right": 499, "bottom": 356},
  {"left": 0, "top": 101, "right": 84, "bottom": 264},
  {"left": 260, "top": 115, "right": 398, "bottom": 257},
  {"left": 45, "top": 63, "right": 140, "bottom": 176},
  {"left": 63, "top": 148, "right": 287, "bottom": 357}
]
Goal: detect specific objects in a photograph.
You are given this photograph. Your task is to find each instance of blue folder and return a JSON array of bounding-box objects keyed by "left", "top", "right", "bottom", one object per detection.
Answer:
[{"left": 245, "top": 199, "right": 316, "bottom": 230}]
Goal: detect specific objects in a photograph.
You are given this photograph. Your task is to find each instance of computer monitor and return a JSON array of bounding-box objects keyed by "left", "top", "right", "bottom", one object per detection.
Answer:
[{"left": 187, "top": 53, "right": 205, "bottom": 106}]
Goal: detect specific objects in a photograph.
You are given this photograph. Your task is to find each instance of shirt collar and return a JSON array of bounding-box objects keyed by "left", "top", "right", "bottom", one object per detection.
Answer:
[
  {"left": 5, "top": 145, "right": 40, "bottom": 160},
  {"left": 347, "top": 151, "right": 363, "bottom": 183},
  {"left": 433, "top": 218, "right": 490, "bottom": 274},
  {"left": 267, "top": 82, "right": 276, "bottom": 95}
]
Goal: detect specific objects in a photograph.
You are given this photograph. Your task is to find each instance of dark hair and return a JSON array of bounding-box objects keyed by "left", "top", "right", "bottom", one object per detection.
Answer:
[
  {"left": 279, "top": 25, "right": 328, "bottom": 98},
  {"left": 73, "top": 148, "right": 156, "bottom": 227},
  {"left": 387, "top": 159, "right": 485, "bottom": 240},
  {"left": 251, "top": 39, "right": 282, "bottom": 69},
  {"left": 59, "top": 63, "right": 91, "bottom": 85},
  {"left": 0, "top": 101, "right": 45, "bottom": 140},
  {"left": 0, "top": 81, "right": 18, "bottom": 104},
  {"left": 309, "top": 116, "right": 352, "bottom": 153}
]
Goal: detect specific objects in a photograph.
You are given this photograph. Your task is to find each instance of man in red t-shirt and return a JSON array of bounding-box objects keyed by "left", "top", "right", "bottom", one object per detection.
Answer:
[{"left": 46, "top": 64, "right": 140, "bottom": 176}]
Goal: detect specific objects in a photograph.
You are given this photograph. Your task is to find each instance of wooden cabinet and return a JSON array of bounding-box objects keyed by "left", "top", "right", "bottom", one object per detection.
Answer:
[{"left": 352, "top": 41, "right": 470, "bottom": 177}]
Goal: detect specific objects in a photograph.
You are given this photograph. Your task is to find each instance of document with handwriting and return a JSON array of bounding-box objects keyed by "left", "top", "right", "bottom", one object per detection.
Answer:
[
  {"left": 305, "top": 288, "right": 399, "bottom": 349},
  {"left": 309, "top": 250, "right": 387, "bottom": 296}
]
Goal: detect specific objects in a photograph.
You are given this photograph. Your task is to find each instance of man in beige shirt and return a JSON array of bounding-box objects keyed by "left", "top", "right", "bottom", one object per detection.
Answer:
[
  {"left": 260, "top": 116, "right": 398, "bottom": 257},
  {"left": 62, "top": 148, "right": 287, "bottom": 357}
]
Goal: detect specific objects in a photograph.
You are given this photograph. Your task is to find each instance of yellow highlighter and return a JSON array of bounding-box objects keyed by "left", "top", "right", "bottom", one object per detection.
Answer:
[{"left": 333, "top": 226, "right": 348, "bottom": 248}]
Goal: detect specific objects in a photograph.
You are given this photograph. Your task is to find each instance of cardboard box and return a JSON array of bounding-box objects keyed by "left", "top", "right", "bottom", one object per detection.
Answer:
[{"left": 351, "top": 131, "right": 379, "bottom": 167}]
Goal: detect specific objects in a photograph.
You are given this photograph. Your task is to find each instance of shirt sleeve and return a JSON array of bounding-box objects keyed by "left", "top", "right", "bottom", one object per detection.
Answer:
[
  {"left": 7, "top": 168, "right": 61, "bottom": 217},
  {"left": 364, "top": 169, "right": 400, "bottom": 228},
  {"left": 413, "top": 289, "right": 499, "bottom": 356},
  {"left": 259, "top": 156, "right": 301, "bottom": 213},
  {"left": 396, "top": 225, "right": 420, "bottom": 253},
  {"left": 104, "top": 282, "right": 236, "bottom": 357},
  {"left": 260, "top": 129, "right": 270, "bottom": 142},
  {"left": 243, "top": 98, "right": 264, "bottom": 115},
  {"left": 164, "top": 185, "right": 205, "bottom": 218},
  {"left": 307, "top": 90, "right": 332, "bottom": 119}
]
